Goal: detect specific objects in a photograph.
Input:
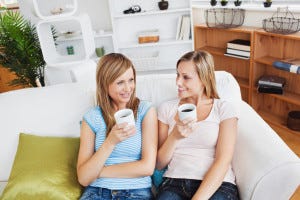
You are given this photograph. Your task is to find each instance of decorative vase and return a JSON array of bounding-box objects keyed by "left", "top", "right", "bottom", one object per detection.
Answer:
[
  {"left": 221, "top": 1, "right": 228, "bottom": 6},
  {"left": 234, "top": 1, "right": 242, "bottom": 6},
  {"left": 158, "top": 0, "right": 169, "bottom": 10},
  {"left": 210, "top": 0, "right": 217, "bottom": 6},
  {"left": 263, "top": 1, "right": 272, "bottom": 7}
]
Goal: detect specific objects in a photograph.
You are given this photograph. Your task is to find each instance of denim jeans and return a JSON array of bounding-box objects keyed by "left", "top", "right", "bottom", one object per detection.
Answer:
[
  {"left": 80, "top": 186, "right": 153, "bottom": 200},
  {"left": 156, "top": 178, "right": 239, "bottom": 200}
]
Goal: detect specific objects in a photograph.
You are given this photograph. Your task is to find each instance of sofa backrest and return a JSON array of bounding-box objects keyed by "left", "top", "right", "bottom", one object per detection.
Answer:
[
  {"left": 0, "top": 71, "right": 241, "bottom": 181},
  {"left": 0, "top": 83, "right": 95, "bottom": 181},
  {"left": 136, "top": 71, "right": 241, "bottom": 106}
]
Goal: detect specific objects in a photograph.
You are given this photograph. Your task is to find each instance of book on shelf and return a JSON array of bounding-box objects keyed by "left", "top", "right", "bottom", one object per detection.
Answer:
[
  {"left": 258, "top": 75, "right": 286, "bottom": 87},
  {"left": 227, "top": 39, "right": 250, "bottom": 51},
  {"left": 176, "top": 15, "right": 191, "bottom": 40},
  {"left": 273, "top": 59, "right": 300, "bottom": 74},
  {"left": 257, "top": 84, "right": 283, "bottom": 94},
  {"left": 224, "top": 53, "right": 250, "bottom": 60},
  {"left": 175, "top": 15, "right": 183, "bottom": 40},
  {"left": 226, "top": 48, "right": 250, "bottom": 57}
]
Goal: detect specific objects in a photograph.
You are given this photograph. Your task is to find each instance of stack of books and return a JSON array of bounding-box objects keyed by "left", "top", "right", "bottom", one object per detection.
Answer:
[
  {"left": 257, "top": 75, "right": 286, "bottom": 94},
  {"left": 224, "top": 39, "right": 250, "bottom": 59},
  {"left": 176, "top": 15, "right": 191, "bottom": 41}
]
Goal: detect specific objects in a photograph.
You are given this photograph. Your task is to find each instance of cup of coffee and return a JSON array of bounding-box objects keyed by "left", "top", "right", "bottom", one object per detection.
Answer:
[
  {"left": 114, "top": 109, "right": 135, "bottom": 126},
  {"left": 178, "top": 104, "right": 197, "bottom": 121}
]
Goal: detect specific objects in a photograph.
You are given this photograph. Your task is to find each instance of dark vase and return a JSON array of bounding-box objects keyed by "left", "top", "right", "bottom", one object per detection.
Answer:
[
  {"left": 234, "top": 1, "right": 242, "bottom": 6},
  {"left": 158, "top": 0, "right": 169, "bottom": 10},
  {"left": 263, "top": 1, "right": 272, "bottom": 7},
  {"left": 210, "top": 1, "right": 217, "bottom": 6},
  {"left": 220, "top": 1, "right": 228, "bottom": 6}
]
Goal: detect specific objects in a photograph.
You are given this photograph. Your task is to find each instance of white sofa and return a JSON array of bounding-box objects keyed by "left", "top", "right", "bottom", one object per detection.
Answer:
[{"left": 0, "top": 71, "right": 299, "bottom": 199}]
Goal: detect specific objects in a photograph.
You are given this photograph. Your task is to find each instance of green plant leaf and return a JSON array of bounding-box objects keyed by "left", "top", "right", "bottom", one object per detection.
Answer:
[{"left": 0, "top": 10, "right": 55, "bottom": 87}]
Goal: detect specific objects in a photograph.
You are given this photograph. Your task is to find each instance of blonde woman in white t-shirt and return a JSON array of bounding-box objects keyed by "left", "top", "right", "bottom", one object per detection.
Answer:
[{"left": 156, "top": 50, "right": 239, "bottom": 200}]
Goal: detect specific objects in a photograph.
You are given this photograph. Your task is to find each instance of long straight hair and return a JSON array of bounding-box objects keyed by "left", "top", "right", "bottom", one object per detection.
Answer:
[
  {"left": 177, "top": 50, "right": 219, "bottom": 99},
  {"left": 96, "top": 53, "right": 140, "bottom": 135}
]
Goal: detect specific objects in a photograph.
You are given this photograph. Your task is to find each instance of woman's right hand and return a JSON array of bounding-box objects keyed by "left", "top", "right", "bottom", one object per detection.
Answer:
[
  {"left": 173, "top": 117, "right": 197, "bottom": 139},
  {"left": 107, "top": 123, "right": 136, "bottom": 145}
]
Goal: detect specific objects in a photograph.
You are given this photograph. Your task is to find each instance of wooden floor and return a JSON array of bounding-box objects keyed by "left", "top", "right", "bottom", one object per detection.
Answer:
[
  {"left": 271, "top": 125, "right": 300, "bottom": 200},
  {"left": 0, "top": 66, "right": 26, "bottom": 93}
]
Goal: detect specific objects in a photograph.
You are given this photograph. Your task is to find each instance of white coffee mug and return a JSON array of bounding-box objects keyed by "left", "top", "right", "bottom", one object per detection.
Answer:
[
  {"left": 114, "top": 109, "right": 135, "bottom": 126},
  {"left": 178, "top": 104, "right": 197, "bottom": 121}
]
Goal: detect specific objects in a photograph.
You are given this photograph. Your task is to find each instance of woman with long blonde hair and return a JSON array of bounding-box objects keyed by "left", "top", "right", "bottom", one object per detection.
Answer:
[
  {"left": 156, "top": 50, "right": 239, "bottom": 200},
  {"left": 77, "top": 53, "right": 157, "bottom": 200}
]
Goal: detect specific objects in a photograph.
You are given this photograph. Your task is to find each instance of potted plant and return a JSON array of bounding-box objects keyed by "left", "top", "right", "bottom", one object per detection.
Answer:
[
  {"left": 210, "top": 0, "right": 217, "bottom": 6},
  {"left": 220, "top": 0, "right": 228, "bottom": 6},
  {"left": 0, "top": 10, "right": 51, "bottom": 87},
  {"left": 263, "top": 0, "right": 272, "bottom": 7},
  {"left": 234, "top": 0, "right": 242, "bottom": 6}
]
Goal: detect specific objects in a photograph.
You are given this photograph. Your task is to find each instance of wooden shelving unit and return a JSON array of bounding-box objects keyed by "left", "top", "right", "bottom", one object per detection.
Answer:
[
  {"left": 193, "top": 25, "right": 300, "bottom": 135},
  {"left": 252, "top": 29, "right": 300, "bottom": 133},
  {"left": 194, "top": 25, "right": 255, "bottom": 103}
]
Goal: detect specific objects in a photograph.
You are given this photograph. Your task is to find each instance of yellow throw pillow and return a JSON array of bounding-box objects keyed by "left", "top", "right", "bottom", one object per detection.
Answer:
[{"left": 1, "top": 133, "right": 83, "bottom": 200}]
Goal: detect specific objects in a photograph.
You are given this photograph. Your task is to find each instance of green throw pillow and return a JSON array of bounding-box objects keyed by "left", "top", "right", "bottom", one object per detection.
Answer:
[{"left": 1, "top": 133, "right": 83, "bottom": 200}]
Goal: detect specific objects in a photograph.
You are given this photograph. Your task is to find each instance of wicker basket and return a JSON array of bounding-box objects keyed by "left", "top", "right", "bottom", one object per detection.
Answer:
[
  {"left": 205, "top": 8, "right": 245, "bottom": 29},
  {"left": 263, "top": 7, "right": 300, "bottom": 35},
  {"left": 127, "top": 51, "right": 159, "bottom": 71}
]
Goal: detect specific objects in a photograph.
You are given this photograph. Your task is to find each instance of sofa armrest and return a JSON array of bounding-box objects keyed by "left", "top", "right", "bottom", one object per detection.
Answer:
[{"left": 233, "top": 101, "right": 300, "bottom": 200}]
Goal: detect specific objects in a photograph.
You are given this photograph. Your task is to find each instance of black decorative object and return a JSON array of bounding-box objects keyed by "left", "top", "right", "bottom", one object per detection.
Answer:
[
  {"left": 287, "top": 111, "right": 300, "bottom": 131},
  {"left": 234, "top": 0, "right": 242, "bottom": 6},
  {"left": 220, "top": 0, "right": 228, "bottom": 6},
  {"left": 123, "top": 5, "right": 141, "bottom": 14},
  {"left": 210, "top": 0, "right": 217, "bottom": 6},
  {"left": 205, "top": 8, "right": 245, "bottom": 29},
  {"left": 263, "top": 7, "right": 300, "bottom": 34},
  {"left": 263, "top": 0, "right": 272, "bottom": 8},
  {"left": 158, "top": 0, "right": 169, "bottom": 10}
]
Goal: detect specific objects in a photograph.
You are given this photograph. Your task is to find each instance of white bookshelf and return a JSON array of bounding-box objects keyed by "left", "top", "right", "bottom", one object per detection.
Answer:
[
  {"left": 113, "top": 8, "right": 191, "bottom": 19},
  {"left": 109, "top": 0, "right": 194, "bottom": 72}
]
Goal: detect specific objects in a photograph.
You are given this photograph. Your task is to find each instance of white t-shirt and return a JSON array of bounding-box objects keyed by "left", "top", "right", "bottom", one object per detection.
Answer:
[{"left": 158, "top": 98, "right": 238, "bottom": 184}]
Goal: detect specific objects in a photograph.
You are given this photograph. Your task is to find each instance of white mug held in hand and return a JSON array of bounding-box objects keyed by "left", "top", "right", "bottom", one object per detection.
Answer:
[
  {"left": 178, "top": 104, "right": 197, "bottom": 121},
  {"left": 114, "top": 109, "right": 135, "bottom": 126}
]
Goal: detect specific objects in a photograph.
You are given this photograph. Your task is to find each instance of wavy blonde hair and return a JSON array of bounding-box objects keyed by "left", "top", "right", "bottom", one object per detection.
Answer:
[
  {"left": 96, "top": 53, "right": 140, "bottom": 135},
  {"left": 177, "top": 50, "right": 219, "bottom": 99}
]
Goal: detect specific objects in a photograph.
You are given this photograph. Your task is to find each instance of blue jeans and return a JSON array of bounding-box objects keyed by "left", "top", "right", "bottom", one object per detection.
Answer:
[
  {"left": 80, "top": 186, "right": 153, "bottom": 200},
  {"left": 156, "top": 178, "right": 239, "bottom": 200}
]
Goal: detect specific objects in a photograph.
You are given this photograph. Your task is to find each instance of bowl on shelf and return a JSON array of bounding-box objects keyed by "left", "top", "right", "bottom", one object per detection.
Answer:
[
  {"left": 60, "top": 31, "right": 81, "bottom": 38},
  {"left": 263, "top": 7, "right": 300, "bottom": 35},
  {"left": 287, "top": 111, "right": 300, "bottom": 132},
  {"left": 205, "top": 8, "right": 245, "bottom": 28},
  {"left": 50, "top": 7, "right": 64, "bottom": 15}
]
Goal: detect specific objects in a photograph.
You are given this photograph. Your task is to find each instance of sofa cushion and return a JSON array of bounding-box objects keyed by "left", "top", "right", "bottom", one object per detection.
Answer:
[{"left": 0, "top": 133, "right": 82, "bottom": 200}]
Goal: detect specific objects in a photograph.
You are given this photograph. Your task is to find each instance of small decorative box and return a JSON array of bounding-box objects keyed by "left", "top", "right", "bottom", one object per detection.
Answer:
[{"left": 137, "top": 29, "right": 159, "bottom": 44}]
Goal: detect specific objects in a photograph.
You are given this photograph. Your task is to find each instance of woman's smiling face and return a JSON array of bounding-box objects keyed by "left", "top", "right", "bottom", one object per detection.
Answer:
[
  {"left": 108, "top": 67, "right": 135, "bottom": 108},
  {"left": 176, "top": 60, "right": 204, "bottom": 99}
]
